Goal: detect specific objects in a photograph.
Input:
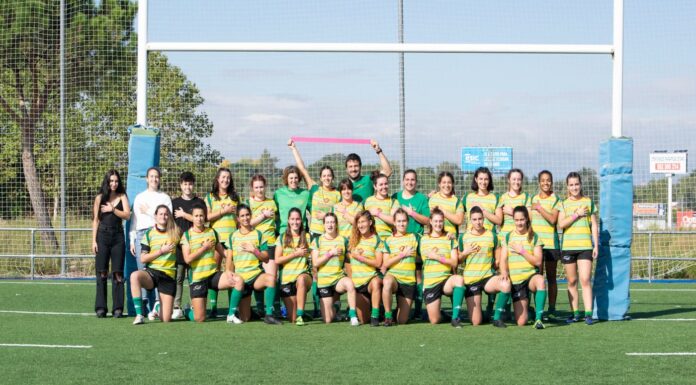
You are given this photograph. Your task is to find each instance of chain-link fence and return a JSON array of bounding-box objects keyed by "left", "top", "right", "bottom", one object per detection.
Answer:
[{"left": 1, "top": 1, "right": 695, "bottom": 279}]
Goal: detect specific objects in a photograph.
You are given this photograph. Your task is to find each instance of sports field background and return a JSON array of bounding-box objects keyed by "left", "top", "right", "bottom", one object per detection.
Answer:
[{"left": 1, "top": 280, "right": 694, "bottom": 385}]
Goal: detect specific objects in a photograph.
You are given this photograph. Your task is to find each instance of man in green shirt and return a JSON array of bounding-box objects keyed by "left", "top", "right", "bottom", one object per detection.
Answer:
[{"left": 346, "top": 140, "right": 393, "bottom": 203}]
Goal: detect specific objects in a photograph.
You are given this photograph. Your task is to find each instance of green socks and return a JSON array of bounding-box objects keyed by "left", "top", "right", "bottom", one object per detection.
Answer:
[
  {"left": 385, "top": 311, "right": 393, "bottom": 319},
  {"left": 451, "top": 286, "right": 464, "bottom": 319},
  {"left": 348, "top": 308, "right": 357, "bottom": 318},
  {"left": 264, "top": 287, "right": 276, "bottom": 316},
  {"left": 186, "top": 307, "right": 195, "bottom": 321},
  {"left": 133, "top": 297, "right": 143, "bottom": 316},
  {"left": 574, "top": 310, "right": 581, "bottom": 318},
  {"left": 296, "top": 308, "right": 304, "bottom": 317},
  {"left": 311, "top": 281, "right": 320, "bottom": 313},
  {"left": 414, "top": 282, "right": 424, "bottom": 315},
  {"left": 535, "top": 290, "right": 547, "bottom": 321},
  {"left": 584, "top": 310, "right": 592, "bottom": 317},
  {"left": 493, "top": 292, "right": 511, "bottom": 321},
  {"left": 228, "top": 288, "right": 243, "bottom": 316},
  {"left": 208, "top": 289, "right": 218, "bottom": 312},
  {"left": 371, "top": 308, "right": 379, "bottom": 318}
]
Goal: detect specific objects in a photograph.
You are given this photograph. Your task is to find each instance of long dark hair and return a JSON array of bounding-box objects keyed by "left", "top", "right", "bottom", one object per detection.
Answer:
[
  {"left": 566, "top": 171, "right": 584, "bottom": 197},
  {"left": 512, "top": 205, "right": 535, "bottom": 243},
  {"left": 471, "top": 167, "right": 494, "bottom": 192},
  {"left": 437, "top": 171, "right": 456, "bottom": 196},
  {"left": 211, "top": 167, "right": 239, "bottom": 202},
  {"left": 283, "top": 208, "right": 309, "bottom": 250},
  {"left": 99, "top": 170, "right": 125, "bottom": 206}
]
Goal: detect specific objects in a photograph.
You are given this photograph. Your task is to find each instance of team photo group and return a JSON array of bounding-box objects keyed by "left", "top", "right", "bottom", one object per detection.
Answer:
[{"left": 92, "top": 139, "right": 599, "bottom": 329}]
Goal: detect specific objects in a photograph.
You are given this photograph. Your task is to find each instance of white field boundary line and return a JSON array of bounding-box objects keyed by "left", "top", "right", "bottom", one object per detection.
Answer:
[
  {"left": 633, "top": 318, "right": 696, "bottom": 322},
  {"left": 626, "top": 352, "right": 696, "bottom": 356},
  {"left": 0, "top": 281, "right": 93, "bottom": 285},
  {"left": 0, "top": 310, "right": 92, "bottom": 316},
  {"left": 0, "top": 343, "right": 92, "bottom": 349}
]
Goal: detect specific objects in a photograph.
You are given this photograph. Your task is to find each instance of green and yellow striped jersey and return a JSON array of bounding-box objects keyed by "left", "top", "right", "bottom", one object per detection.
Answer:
[
  {"left": 419, "top": 234, "right": 457, "bottom": 288},
  {"left": 459, "top": 229, "right": 497, "bottom": 285},
  {"left": 309, "top": 185, "right": 341, "bottom": 235},
  {"left": 349, "top": 235, "right": 381, "bottom": 287},
  {"left": 364, "top": 196, "right": 400, "bottom": 239},
  {"left": 141, "top": 227, "right": 178, "bottom": 279},
  {"left": 205, "top": 193, "right": 238, "bottom": 247},
  {"left": 276, "top": 233, "right": 311, "bottom": 284},
  {"left": 428, "top": 192, "right": 464, "bottom": 236},
  {"left": 182, "top": 227, "right": 219, "bottom": 283},
  {"left": 333, "top": 201, "right": 364, "bottom": 239},
  {"left": 228, "top": 229, "right": 268, "bottom": 283},
  {"left": 530, "top": 193, "right": 560, "bottom": 250},
  {"left": 379, "top": 233, "right": 419, "bottom": 285},
  {"left": 504, "top": 231, "right": 541, "bottom": 285},
  {"left": 248, "top": 197, "right": 277, "bottom": 246},
  {"left": 497, "top": 192, "right": 531, "bottom": 234},
  {"left": 464, "top": 192, "right": 499, "bottom": 231},
  {"left": 560, "top": 196, "right": 597, "bottom": 250},
  {"left": 314, "top": 234, "right": 348, "bottom": 288}
]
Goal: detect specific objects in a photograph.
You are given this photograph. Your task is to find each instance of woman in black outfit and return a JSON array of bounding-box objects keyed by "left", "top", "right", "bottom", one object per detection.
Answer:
[{"left": 92, "top": 170, "right": 131, "bottom": 318}]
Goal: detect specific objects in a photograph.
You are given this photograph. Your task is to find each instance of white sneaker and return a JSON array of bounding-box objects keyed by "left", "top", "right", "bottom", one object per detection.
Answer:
[
  {"left": 171, "top": 308, "right": 184, "bottom": 320},
  {"left": 350, "top": 317, "right": 360, "bottom": 326},
  {"left": 148, "top": 301, "right": 160, "bottom": 321},
  {"left": 226, "top": 314, "right": 243, "bottom": 324},
  {"left": 132, "top": 314, "right": 145, "bottom": 325}
]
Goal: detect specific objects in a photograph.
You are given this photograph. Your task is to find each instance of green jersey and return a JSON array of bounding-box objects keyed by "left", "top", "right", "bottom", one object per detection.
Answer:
[
  {"left": 273, "top": 186, "right": 310, "bottom": 236},
  {"left": 351, "top": 174, "right": 373, "bottom": 203},
  {"left": 393, "top": 190, "right": 430, "bottom": 234}
]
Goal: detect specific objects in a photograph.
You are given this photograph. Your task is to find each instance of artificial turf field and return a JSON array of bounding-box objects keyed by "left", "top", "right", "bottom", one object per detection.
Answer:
[{"left": 1, "top": 281, "right": 695, "bottom": 385}]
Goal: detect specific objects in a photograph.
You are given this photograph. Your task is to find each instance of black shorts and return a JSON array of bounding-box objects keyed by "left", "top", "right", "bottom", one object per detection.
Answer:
[
  {"left": 241, "top": 273, "right": 261, "bottom": 298},
  {"left": 189, "top": 272, "right": 222, "bottom": 299},
  {"left": 561, "top": 250, "right": 593, "bottom": 264},
  {"left": 543, "top": 249, "right": 561, "bottom": 262},
  {"left": 511, "top": 275, "right": 541, "bottom": 303},
  {"left": 415, "top": 255, "right": 423, "bottom": 271},
  {"left": 145, "top": 268, "right": 176, "bottom": 296},
  {"left": 317, "top": 284, "right": 338, "bottom": 298},
  {"left": 355, "top": 283, "right": 370, "bottom": 297},
  {"left": 279, "top": 282, "right": 297, "bottom": 298},
  {"left": 423, "top": 281, "right": 447, "bottom": 305},
  {"left": 395, "top": 283, "right": 416, "bottom": 300},
  {"left": 267, "top": 245, "right": 276, "bottom": 261},
  {"left": 465, "top": 276, "right": 492, "bottom": 298}
]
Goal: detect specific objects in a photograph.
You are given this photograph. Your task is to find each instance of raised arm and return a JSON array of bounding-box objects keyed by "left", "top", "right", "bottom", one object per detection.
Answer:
[
  {"left": 288, "top": 139, "right": 316, "bottom": 188},
  {"left": 371, "top": 140, "right": 392, "bottom": 178}
]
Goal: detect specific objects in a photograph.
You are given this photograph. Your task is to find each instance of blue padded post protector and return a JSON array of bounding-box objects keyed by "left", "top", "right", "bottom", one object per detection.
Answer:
[
  {"left": 124, "top": 125, "right": 161, "bottom": 314},
  {"left": 594, "top": 137, "right": 633, "bottom": 320}
]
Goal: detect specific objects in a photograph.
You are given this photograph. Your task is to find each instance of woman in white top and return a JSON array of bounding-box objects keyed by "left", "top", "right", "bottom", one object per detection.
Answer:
[{"left": 129, "top": 167, "right": 172, "bottom": 318}]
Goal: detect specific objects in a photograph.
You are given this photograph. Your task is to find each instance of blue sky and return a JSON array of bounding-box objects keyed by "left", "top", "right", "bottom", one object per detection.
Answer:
[{"left": 143, "top": 1, "right": 696, "bottom": 184}]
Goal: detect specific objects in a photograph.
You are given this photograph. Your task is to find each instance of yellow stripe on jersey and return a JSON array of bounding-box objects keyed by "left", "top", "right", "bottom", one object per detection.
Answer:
[
  {"left": 497, "top": 192, "right": 530, "bottom": 233},
  {"left": 530, "top": 193, "right": 560, "bottom": 250},
  {"left": 205, "top": 193, "right": 238, "bottom": 246},
  {"left": 465, "top": 192, "right": 499, "bottom": 231},
  {"left": 248, "top": 198, "right": 277, "bottom": 245},
  {"left": 309, "top": 186, "right": 341, "bottom": 235},
  {"left": 428, "top": 192, "right": 464, "bottom": 236},
  {"left": 182, "top": 227, "right": 219, "bottom": 283},
  {"left": 363, "top": 196, "right": 400, "bottom": 238},
  {"left": 504, "top": 231, "right": 541, "bottom": 284},
  {"left": 560, "top": 196, "right": 597, "bottom": 250},
  {"left": 419, "top": 234, "right": 456, "bottom": 288},
  {"left": 228, "top": 229, "right": 268, "bottom": 283},
  {"left": 333, "top": 201, "right": 363, "bottom": 239},
  {"left": 314, "top": 234, "right": 348, "bottom": 288},
  {"left": 349, "top": 235, "right": 381, "bottom": 287},
  {"left": 459, "top": 230, "right": 497, "bottom": 285},
  {"left": 142, "top": 228, "right": 178, "bottom": 279},
  {"left": 379, "top": 233, "right": 419, "bottom": 285},
  {"left": 276, "top": 233, "right": 311, "bottom": 284}
]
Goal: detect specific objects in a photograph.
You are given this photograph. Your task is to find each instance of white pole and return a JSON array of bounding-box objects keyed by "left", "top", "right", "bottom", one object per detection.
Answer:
[
  {"left": 667, "top": 174, "right": 673, "bottom": 229},
  {"left": 146, "top": 42, "right": 613, "bottom": 54},
  {"left": 136, "top": 0, "right": 148, "bottom": 126},
  {"left": 612, "top": 0, "right": 624, "bottom": 138}
]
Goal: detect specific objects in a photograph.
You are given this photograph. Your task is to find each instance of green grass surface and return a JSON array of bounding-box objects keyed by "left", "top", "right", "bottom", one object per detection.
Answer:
[{"left": 1, "top": 282, "right": 695, "bottom": 384}]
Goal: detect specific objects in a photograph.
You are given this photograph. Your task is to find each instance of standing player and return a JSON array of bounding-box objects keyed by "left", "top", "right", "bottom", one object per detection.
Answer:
[
  {"left": 364, "top": 173, "right": 400, "bottom": 240},
  {"left": 312, "top": 213, "right": 359, "bottom": 325},
  {"left": 558, "top": 172, "right": 599, "bottom": 325},
  {"left": 204, "top": 167, "right": 239, "bottom": 317},
  {"left": 419, "top": 209, "right": 465, "bottom": 327},
  {"left": 274, "top": 209, "right": 312, "bottom": 325},
  {"left": 458, "top": 207, "right": 511, "bottom": 326},
  {"left": 530, "top": 170, "right": 561, "bottom": 319},
  {"left": 391, "top": 169, "right": 429, "bottom": 319},
  {"left": 248, "top": 174, "right": 279, "bottom": 316},
  {"left": 334, "top": 179, "right": 364, "bottom": 239},
  {"left": 345, "top": 140, "right": 393, "bottom": 203},
  {"left": 225, "top": 204, "right": 282, "bottom": 325},
  {"left": 464, "top": 167, "right": 501, "bottom": 231},
  {"left": 349, "top": 211, "right": 384, "bottom": 326},
  {"left": 428, "top": 171, "right": 465, "bottom": 237},
  {"left": 499, "top": 206, "right": 547, "bottom": 329},
  {"left": 131, "top": 205, "right": 179, "bottom": 325},
  {"left": 129, "top": 167, "right": 172, "bottom": 319},
  {"left": 170, "top": 172, "right": 205, "bottom": 319},
  {"left": 496, "top": 168, "right": 530, "bottom": 239},
  {"left": 180, "top": 204, "right": 237, "bottom": 322},
  {"left": 380, "top": 209, "right": 419, "bottom": 326},
  {"left": 92, "top": 170, "right": 130, "bottom": 318}
]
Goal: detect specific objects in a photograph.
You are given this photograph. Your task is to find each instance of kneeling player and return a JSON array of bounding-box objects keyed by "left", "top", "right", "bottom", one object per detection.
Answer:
[{"left": 380, "top": 209, "right": 418, "bottom": 326}]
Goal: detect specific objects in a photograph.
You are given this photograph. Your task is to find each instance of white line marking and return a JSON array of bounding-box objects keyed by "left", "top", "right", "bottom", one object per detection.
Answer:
[
  {"left": 0, "top": 310, "right": 92, "bottom": 316},
  {"left": 634, "top": 318, "right": 696, "bottom": 322},
  {"left": 0, "top": 281, "right": 92, "bottom": 285},
  {"left": 626, "top": 352, "right": 696, "bottom": 356},
  {"left": 631, "top": 289, "right": 696, "bottom": 292},
  {"left": 0, "top": 343, "right": 92, "bottom": 349}
]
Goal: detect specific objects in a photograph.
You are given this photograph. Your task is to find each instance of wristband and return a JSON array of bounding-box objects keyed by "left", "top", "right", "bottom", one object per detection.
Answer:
[
  {"left": 375, "top": 149, "right": 382, "bottom": 154},
  {"left": 324, "top": 252, "right": 333, "bottom": 258},
  {"left": 572, "top": 213, "right": 579, "bottom": 220},
  {"left": 439, "top": 256, "right": 447, "bottom": 264}
]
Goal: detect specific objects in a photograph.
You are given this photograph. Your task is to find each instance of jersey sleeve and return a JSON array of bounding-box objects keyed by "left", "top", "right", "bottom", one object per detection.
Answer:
[{"left": 455, "top": 197, "right": 464, "bottom": 214}]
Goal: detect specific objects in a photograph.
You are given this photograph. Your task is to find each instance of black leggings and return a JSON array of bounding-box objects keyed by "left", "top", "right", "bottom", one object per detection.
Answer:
[{"left": 95, "top": 225, "right": 125, "bottom": 312}]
